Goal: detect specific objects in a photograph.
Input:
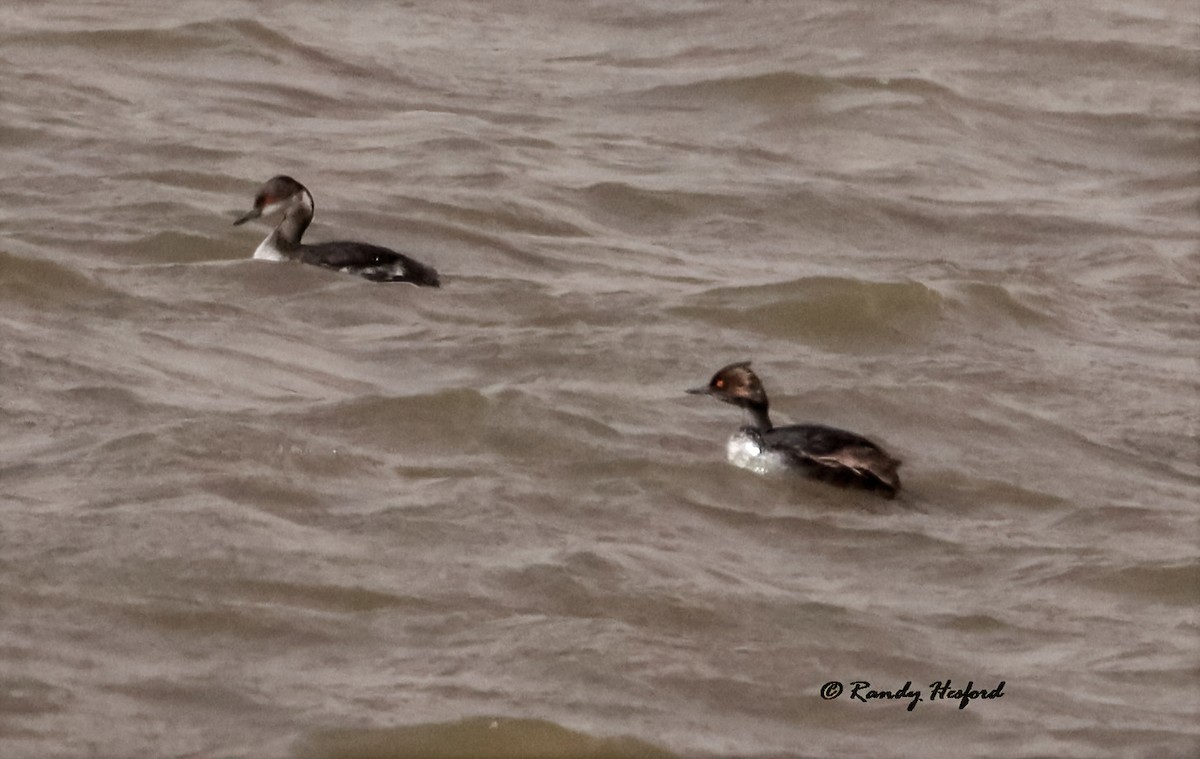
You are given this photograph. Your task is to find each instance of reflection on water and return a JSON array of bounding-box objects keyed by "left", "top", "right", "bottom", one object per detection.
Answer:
[{"left": 297, "top": 717, "right": 679, "bottom": 759}]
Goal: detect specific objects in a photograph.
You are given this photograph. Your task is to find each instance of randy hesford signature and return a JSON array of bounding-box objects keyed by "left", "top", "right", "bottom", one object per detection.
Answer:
[{"left": 820, "top": 679, "right": 1005, "bottom": 712}]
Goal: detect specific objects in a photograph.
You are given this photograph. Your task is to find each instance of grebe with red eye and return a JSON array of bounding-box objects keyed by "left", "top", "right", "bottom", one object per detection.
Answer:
[
  {"left": 687, "top": 361, "right": 901, "bottom": 498},
  {"left": 233, "top": 175, "right": 439, "bottom": 286}
]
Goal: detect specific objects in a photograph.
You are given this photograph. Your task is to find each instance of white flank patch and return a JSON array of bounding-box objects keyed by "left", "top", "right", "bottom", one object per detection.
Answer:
[{"left": 725, "top": 432, "right": 783, "bottom": 475}]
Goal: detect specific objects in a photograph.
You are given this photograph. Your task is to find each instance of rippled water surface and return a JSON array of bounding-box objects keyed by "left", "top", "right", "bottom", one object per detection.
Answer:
[{"left": 2, "top": 2, "right": 1198, "bottom": 757}]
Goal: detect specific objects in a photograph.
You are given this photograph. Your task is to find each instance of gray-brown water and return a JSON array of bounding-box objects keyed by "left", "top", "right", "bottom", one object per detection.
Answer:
[{"left": 2, "top": 2, "right": 1198, "bottom": 757}]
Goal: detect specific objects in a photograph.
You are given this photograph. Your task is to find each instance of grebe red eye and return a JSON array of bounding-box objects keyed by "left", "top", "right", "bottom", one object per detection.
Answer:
[{"left": 715, "top": 379, "right": 724, "bottom": 388}]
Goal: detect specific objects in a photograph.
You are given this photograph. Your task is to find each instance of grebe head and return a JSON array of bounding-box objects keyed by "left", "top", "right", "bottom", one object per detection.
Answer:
[
  {"left": 686, "top": 361, "right": 769, "bottom": 411},
  {"left": 233, "top": 175, "right": 313, "bottom": 226}
]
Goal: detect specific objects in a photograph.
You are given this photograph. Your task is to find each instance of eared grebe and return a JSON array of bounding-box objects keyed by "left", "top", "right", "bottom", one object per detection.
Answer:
[
  {"left": 233, "top": 175, "right": 440, "bottom": 286},
  {"left": 687, "top": 361, "right": 901, "bottom": 498}
]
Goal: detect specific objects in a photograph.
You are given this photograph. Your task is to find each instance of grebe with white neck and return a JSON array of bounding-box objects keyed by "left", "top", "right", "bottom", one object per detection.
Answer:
[{"left": 233, "top": 175, "right": 440, "bottom": 286}]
